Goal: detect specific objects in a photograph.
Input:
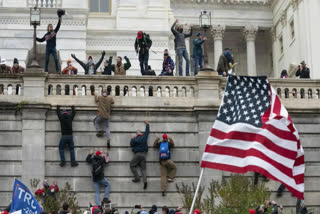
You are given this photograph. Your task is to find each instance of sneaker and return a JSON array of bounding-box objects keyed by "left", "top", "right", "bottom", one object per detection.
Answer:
[
  {"left": 59, "top": 162, "right": 66, "bottom": 167},
  {"left": 168, "top": 178, "right": 175, "bottom": 182},
  {"left": 107, "top": 139, "right": 111, "bottom": 149},
  {"left": 96, "top": 131, "right": 103, "bottom": 137},
  {"left": 71, "top": 162, "right": 79, "bottom": 167},
  {"left": 132, "top": 178, "right": 140, "bottom": 183},
  {"left": 102, "top": 198, "right": 111, "bottom": 204},
  {"left": 143, "top": 182, "right": 148, "bottom": 190},
  {"left": 162, "top": 192, "right": 166, "bottom": 196}
]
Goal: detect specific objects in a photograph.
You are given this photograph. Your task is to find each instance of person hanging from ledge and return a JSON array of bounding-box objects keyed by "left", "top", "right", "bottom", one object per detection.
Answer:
[
  {"left": 135, "top": 31, "right": 152, "bottom": 75},
  {"left": 130, "top": 120, "right": 150, "bottom": 190},
  {"left": 94, "top": 89, "right": 114, "bottom": 149},
  {"left": 86, "top": 149, "right": 111, "bottom": 206},
  {"left": 56, "top": 105, "right": 78, "bottom": 167},
  {"left": 0, "top": 58, "right": 11, "bottom": 73},
  {"left": 62, "top": 58, "right": 78, "bottom": 75},
  {"left": 71, "top": 51, "right": 106, "bottom": 75},
  {"left": 159, "top": 49, "right": 175, "bottom": 76},
  {"left": 153, "top": 133, "right": 176, "bottom": 196},
  {"left": 11, "top": 58, "right": 24, "bottom": 73},
  {"left": 101, "top": 56, "right": 113, "bottom": 75},
  {"left": 111, "top": 56, "right": 131, "bottom": 75},
  {"left": 36, "top": 9, "right": 64, "bottom": 73}
]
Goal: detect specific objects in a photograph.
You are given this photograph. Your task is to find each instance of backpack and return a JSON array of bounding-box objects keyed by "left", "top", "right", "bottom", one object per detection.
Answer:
[
  {"left": 92, "top": 157, "right": 103, "bottom": 177},
  {"left": 159, "top": 142, "right": 170, "bottom": 160}
]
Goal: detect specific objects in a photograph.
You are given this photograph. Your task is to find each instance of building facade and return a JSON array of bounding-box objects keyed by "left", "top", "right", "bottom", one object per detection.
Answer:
[{"left": 0, "top": 0, "right": 319, "bottom": 77}]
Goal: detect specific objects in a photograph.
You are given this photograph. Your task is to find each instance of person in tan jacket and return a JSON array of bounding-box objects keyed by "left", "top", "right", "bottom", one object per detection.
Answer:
[
  {"left": 111, "top": 56, "right": 131, "bottom": 75},
  {"left": 153, "top": 133, "right": 176, "bottom": 196},
  {"left": 94, "top": 89, "right": 114, "bottom": 148}
]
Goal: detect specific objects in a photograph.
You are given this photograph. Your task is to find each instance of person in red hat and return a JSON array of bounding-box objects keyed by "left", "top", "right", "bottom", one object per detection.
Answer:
[
  {"left": 193, "top": 209, "right": 200, "bottom": 214},
  {"left": 71, "top": 51, "right": 105, "bottom": 75},
  {"left": 134, "top": 31, "right": 152, "bottom": 75},
  {"left": 153, "top": 133, "right": 176, "bottom": 196},
  {"left": 86, "top": 149, "right": 111, "bottom": 206},
  {"left": 249, "top": 209, "right": 256, "bottom": 214}
]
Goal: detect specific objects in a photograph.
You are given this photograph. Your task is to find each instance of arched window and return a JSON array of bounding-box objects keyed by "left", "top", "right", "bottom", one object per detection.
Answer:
[
  {"left": 277, "top": 88, "right": 281, "bottom": 98},
  {"left": 173, "top": 87, "right": 178, "bottom": 97},
  {"left": 0, "top": 84, "right": 4, "bottom": 95},
  {"left": 98, "top": 85, "right": 103, "bottom": 96},
  {"left": 90, "top": 85, "right": 95, "bottom": 96},
  {"left": 292, "top": 88, "right": 297, "bottom": 98},
  {"left": 157, "top": 87, "right": 162, "bottom": 97},
  {"left": 81, "top": 85, "right": 86, "bottom": 96},
  {"left": 132, "top": 86, "right": 137, "bottom": 97},
  {"left": 16, "top": 84, "right": 22, "bottom": 95},
  {"left": 284, "top": 88, "right": 289, "bottom": 98},
  {"left": 300, "top": 88, "right": 305, "bottom": 99},
  {"left": 7, "top": 84, "right": 13, "bottom": 95},
  {"left": 73, "top": 85, "right": 78, "bottom": 96},
  {"left": 107, "top": 85, "right": 112, "bottom": 95},
  {"left": 182, "top": 87, "right": 187, "bottom": 97},
  {"left": 48, "top": 85, "right": 53, "bottom": 95},
  {"left": 115, "top": 86, "right": 120, "bottom": 96},
  {"left": 124, "top": 86, "right": 129, "bottom": 96},
  {"left": 140, "top": 87, "right": 145, "bottom": 97},
  {"left": 165, "top": 87, "right": 170, "bottom": 97},
  {"left": 308, "top": 89, "right": 312, "bottom": 99}
]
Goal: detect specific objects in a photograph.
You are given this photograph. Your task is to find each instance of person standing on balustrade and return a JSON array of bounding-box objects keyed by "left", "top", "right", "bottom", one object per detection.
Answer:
[
  {"left": 62, "top": 58, "right": 77, "bottom": 75},
  {"left": 36, "top": 9, "right": 64, "bottom": 73},
  {"left": 111, "top": 56, "right": 131, "bottom": 75},
  {"left": 171, "top": 19, "right": 192, "bottom": 76},
  {"left": 71, "top": 51, "right": 105, "bottom": 75},
  {"left": 135, "top": 31, "right": 152, "bottom": 75}
]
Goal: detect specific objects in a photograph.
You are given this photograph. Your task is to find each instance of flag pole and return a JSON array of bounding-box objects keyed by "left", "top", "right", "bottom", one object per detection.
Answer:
[{"left": 188, "top": 168, "right": 205, "bottom": 214}]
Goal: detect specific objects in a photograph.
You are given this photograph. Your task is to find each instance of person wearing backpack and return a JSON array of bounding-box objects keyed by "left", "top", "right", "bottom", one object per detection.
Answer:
[
  {"left": 153, "top": 133, "right": 176, "bottom": 196},
  {"left": 86, "top": 149, "right": 111, "bottom": 206},
  {"left": 130, "top": 120, "right": 150, "bottom": 189},
  {"left": 135, "top": 31, "right": 152, "bottom": 75}
]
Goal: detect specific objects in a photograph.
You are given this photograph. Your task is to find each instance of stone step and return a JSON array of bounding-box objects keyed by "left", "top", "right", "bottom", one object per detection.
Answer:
[
  {"left": 45, "top": 132, "right": 199, "bottom": 147},
  {"left": 45, "top": 121, "right": 198, "bottom": 133},
  {"left": 45, "top": 162, "right": 200, "bottom": 177},
  {"left": 45, "top": 147, "right": 200, "bottom": 162}
]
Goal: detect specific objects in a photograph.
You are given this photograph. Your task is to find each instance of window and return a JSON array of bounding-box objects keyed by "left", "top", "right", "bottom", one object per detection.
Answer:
[
  {"left": 290, "top": 19, "right": 295, "bottom": 39},
  {"left": 90, "top": 0, "right": 110, "bottom": 13},
  {"left": 279, "top": 35, "right": 283, "bottom": 55}
]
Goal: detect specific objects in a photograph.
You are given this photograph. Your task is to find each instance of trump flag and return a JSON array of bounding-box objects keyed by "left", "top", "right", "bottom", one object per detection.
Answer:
[{"left": 11, "top": 179, "right": 42, "bottom": 214}]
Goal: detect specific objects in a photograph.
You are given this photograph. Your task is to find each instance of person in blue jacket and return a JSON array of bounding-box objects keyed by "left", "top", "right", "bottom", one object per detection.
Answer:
[
  {"left": 130, "top": 120, "right": 150, "bottom": 190},
  {"left": 192, "top": 32, "right": 207, "bottom": 76}
]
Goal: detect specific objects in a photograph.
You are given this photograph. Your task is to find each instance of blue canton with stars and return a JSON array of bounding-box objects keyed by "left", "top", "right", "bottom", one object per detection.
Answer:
[{"left": 217, "top": 75, "right": 271, "bottom": 127}]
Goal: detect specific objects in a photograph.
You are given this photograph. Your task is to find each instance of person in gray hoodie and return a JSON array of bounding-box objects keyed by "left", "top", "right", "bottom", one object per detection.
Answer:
[{"left": 171, "top": 19, "right": 192, "bottom": 76}]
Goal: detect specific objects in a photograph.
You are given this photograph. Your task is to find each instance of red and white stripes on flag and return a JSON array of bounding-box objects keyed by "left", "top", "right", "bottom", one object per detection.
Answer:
[{"left": 201, "top": 77, "right": 305, "bottom": 199}]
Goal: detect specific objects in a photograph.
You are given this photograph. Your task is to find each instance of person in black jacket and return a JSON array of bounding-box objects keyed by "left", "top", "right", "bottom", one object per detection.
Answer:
[
  {"left": 71, "top": 51, "right": 105, "bottom": 75},
  {"left": 36, "top": 14, "right": 62, "bottom": 72},
  {"left": 130, "top": 120, "right": 149, "bottom": 189},
  {"left": 57, "top": 105, "right": 78, "bottom": 167},
  {"left": 86, "top": 149, "right": 111, "bottom": 206},
  {"left": 296, "top": 61, "right": 310, "bottom": 79},
  {"left": 135, "top": 31, "right": 152, "bottom": 75},
  {"left": 101, "top": 56, "right": 113, "bottom": 75}
]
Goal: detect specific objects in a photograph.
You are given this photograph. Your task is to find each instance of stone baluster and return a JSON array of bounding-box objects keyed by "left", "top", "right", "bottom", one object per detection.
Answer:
[
  {"left": 211, "top": 25, "right": 225, "bottom": 70},
  {"left": 243, "top": 25, "right": 258, "bottom": 76}
]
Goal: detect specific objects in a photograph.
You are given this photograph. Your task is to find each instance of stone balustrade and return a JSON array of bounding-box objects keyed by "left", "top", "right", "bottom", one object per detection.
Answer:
[
  {"left": 27, "top": 0, "right": 62, "bottom": 8},
  {"left": 1, "top": 73, "right": 320, "bottom": 110}
]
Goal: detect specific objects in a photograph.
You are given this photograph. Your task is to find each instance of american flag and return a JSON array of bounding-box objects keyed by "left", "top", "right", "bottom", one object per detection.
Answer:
[{"left": 201, "top": 75, "right": 305, "bottom": 199}]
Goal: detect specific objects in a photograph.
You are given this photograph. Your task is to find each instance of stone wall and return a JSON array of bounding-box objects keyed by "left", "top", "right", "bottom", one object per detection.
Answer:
[{"left": 0, "top": 71, "right": 320, "bottom": 212}]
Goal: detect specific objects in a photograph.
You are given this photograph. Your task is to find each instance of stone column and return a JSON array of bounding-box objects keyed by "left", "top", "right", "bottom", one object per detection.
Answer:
[
  {"left": 243, "top": 25, "right": 258, "bottom": 76},
  {"left": 211, "top": 25, "right": 225, "bottom": 70},
  {"left": 21, "top": 107, "right": 49, "bottom": 184}
]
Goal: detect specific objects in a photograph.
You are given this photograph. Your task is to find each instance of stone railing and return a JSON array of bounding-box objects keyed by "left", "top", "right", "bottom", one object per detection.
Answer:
[
  {"left": 0, "top": 74, "right": 23, "bottom": 96},
  {"left": 27, "top": 0, "right": 62, "bottom": 8},
  {"left": 1, "top": 72, "right": 320, "bottom": 111},
  {"left": 46, "top": 75, "right": 197, "bottom": 98}
]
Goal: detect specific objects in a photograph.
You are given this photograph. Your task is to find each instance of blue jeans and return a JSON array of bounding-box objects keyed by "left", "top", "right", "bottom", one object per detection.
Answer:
[
  {"left": 94, "top": 178, "right": 111, "bottom": 205},
  {"left": 94, "top": 116, "right": 110, "bottom": 140},
  {"left": 159, "top": 70, "right": 173, "bottom": 76},
  {"left": 59, "top": 135, "right": 76, "bottom": 163},
  {"left": 193, "top": 55, "right": 203, "bottom": 76},
  {"left": 139, "top": 52, "right": 149, "bottom": 75},
  {"left": 45, "top": 47, "right": 59, "bottom": 72},
  {"left": 177, "top": 48, "right": 190, "bottom": 76}
]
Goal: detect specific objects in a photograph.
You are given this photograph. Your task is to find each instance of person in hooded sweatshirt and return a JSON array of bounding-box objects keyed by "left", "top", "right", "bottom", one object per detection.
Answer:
[
  {"left": 57, "top": 105, "right": 78, "bottom": 167},
  {"left": 71, "top": 51, "right": 105, "bottom": 75},
  {"left": 36, "top": 12, "right": 63, "bottom": 72}
]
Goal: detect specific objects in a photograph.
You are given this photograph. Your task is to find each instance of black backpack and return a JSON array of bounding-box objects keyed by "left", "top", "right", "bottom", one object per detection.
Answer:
[{"left": 92, "top": 157, "right": 103, "bottom": 177}]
